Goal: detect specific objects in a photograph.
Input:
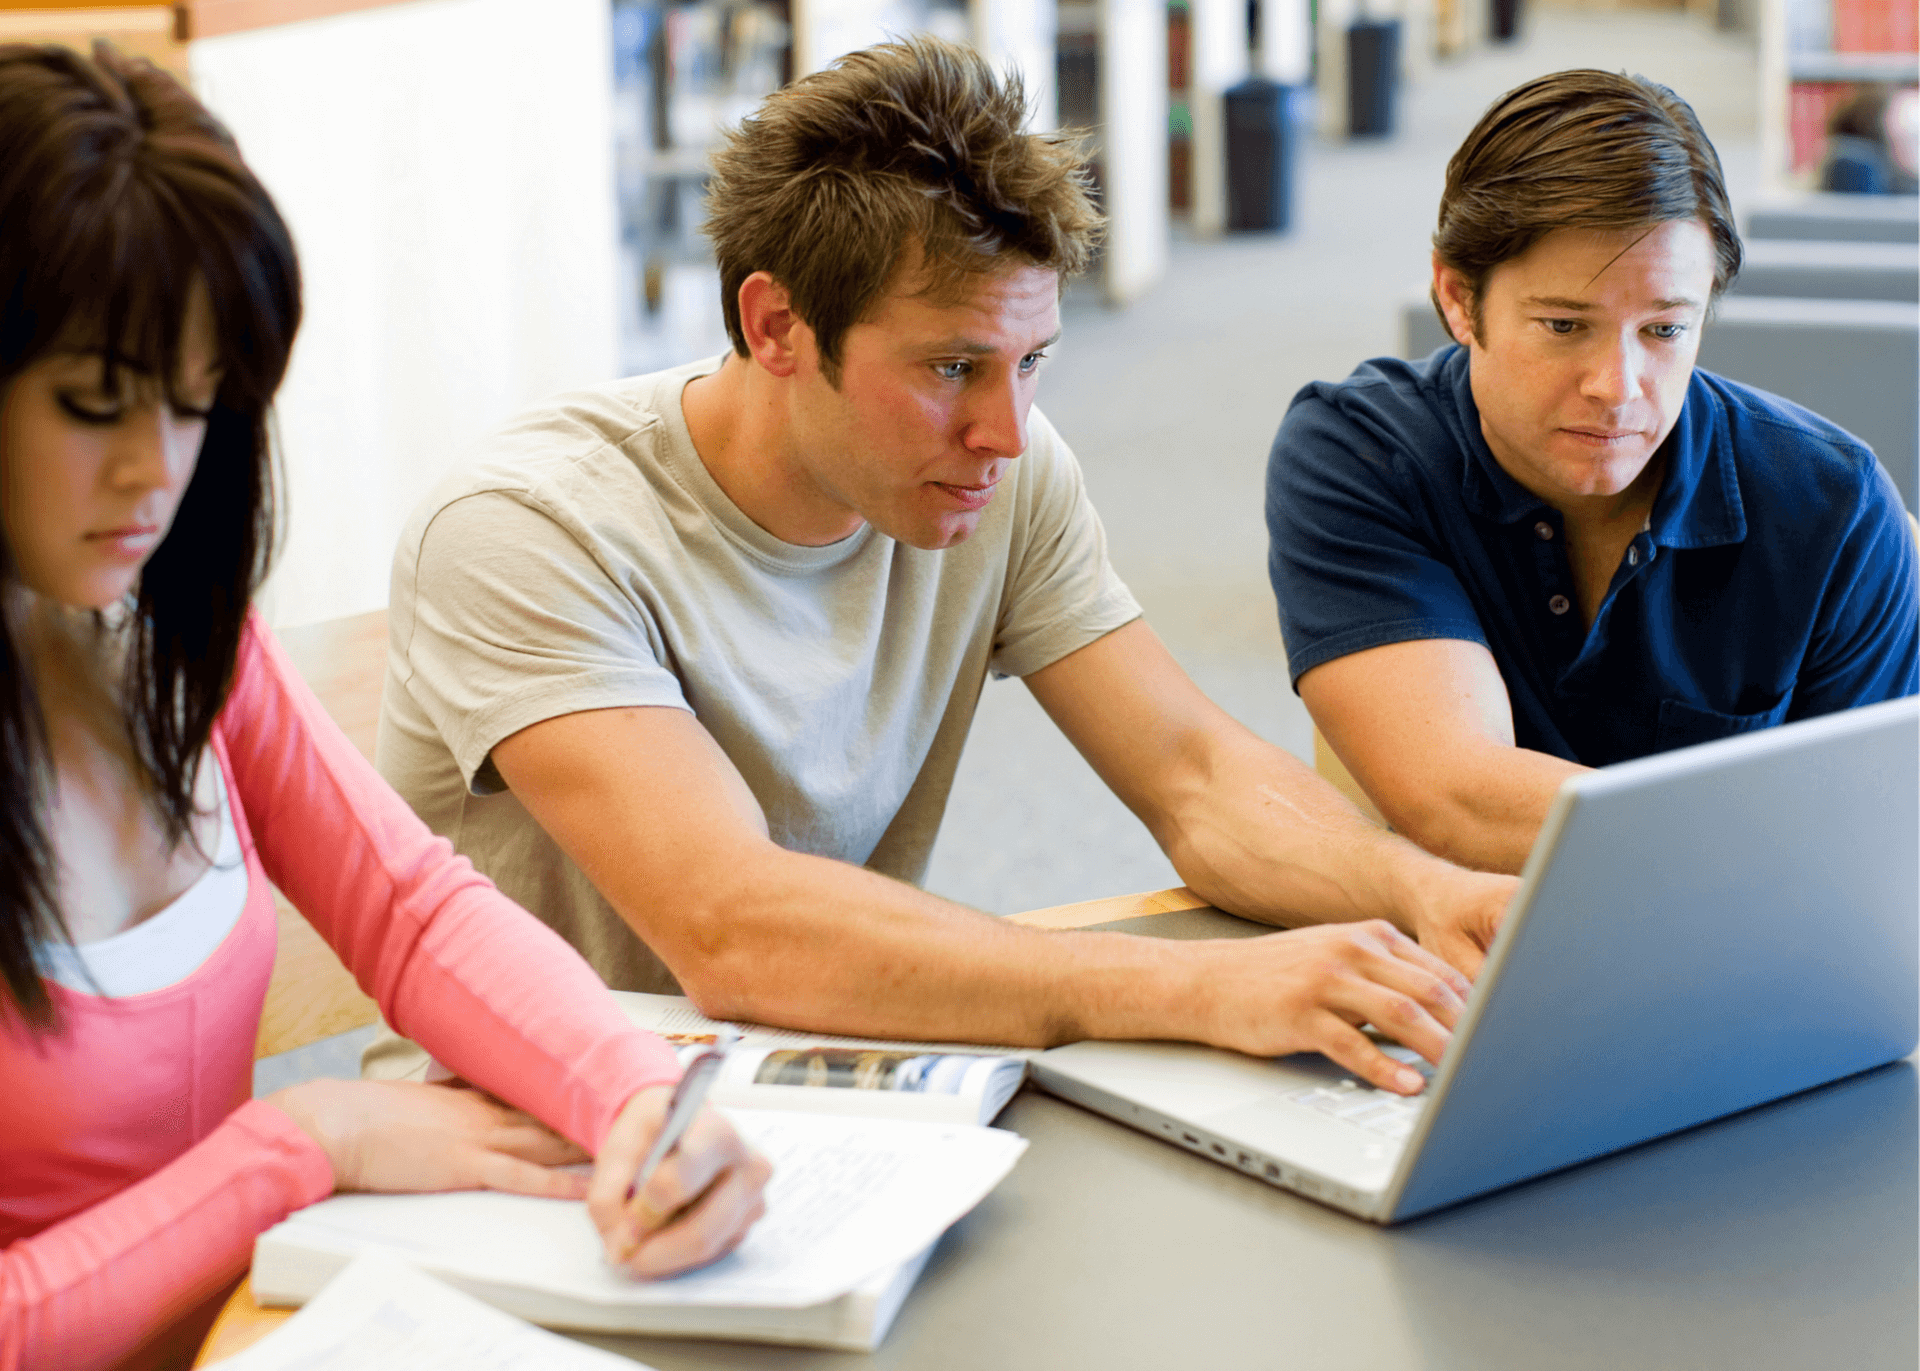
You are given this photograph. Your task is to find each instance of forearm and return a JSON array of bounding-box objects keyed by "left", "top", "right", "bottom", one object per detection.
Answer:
[
  {"left": 1143, "top": 724, "right": 1457, "bottom": 928},
  {"left": 219, "top": 621, "right": 679, "bottom": 1153},
  {"left": 634, "top": 845, "right": 1205, "bottom": 1048},
  {"left": 1369, "top": 743, "right": 1585, "bottom": 875},
  {"left": 0, "top": 1102, "right": 332, "bottom": 1371}
]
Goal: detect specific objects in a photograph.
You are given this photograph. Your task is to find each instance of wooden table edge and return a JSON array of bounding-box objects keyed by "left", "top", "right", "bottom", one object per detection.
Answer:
[{"left": 1005, "top": 885, "right": 1209, "bottom": 929}]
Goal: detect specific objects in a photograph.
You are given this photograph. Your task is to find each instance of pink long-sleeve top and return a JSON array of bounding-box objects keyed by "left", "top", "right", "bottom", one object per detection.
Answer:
[{"left": 0, "top": 615, "right": 682, "bottom": 1370}]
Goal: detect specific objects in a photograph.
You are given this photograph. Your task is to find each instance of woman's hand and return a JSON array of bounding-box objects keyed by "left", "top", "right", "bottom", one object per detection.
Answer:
[
  {"left": 585, "top": 1086, "right": 772, "bottom": 1279},
  {"left": 266, "top": 1079, "right": 592, "bottom": 1199}
]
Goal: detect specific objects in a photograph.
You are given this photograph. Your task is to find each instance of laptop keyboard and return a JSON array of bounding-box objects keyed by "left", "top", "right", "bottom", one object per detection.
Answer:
[{"left": 1283, "top": 1067, "right": 1432, "bottom": 1140}]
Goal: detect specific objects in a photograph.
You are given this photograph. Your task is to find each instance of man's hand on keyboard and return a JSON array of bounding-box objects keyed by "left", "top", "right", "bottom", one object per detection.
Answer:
[{"left": 1189, "top": 920, "right": 1469, "bottom": 1094}]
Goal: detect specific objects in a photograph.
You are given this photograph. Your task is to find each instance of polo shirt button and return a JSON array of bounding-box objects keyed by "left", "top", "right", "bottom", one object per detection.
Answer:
[
  {"left": 1627, "top": 547, "right": 1640, "bottom": 566},
  {"left": 1548, "top": 594, "right": 1571, "bottom": 615},
  {"left": 1533, "top": 521, "right": 1554, "bottom": 541}
]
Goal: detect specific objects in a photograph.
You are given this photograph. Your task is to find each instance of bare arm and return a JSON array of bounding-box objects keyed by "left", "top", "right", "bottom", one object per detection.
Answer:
[
  {"left": 1024, "top": 621, "right": 1519, "bottom": 975},
  {"left": 490, "top": 702, "right": 1473, "bottom": 1092},
  {"left": 1297, "top": 638, "right": 1588, "bottom": 875}
]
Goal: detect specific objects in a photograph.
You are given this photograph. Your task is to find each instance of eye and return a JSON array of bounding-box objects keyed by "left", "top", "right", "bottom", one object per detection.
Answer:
[
  {"left": 933, "top": 360, "right": 971, "bottom": 382},
  {"left": 1541, "top": 318, "right": 1581, "bottom": 336},
  {"left": 56, "top": 393, "right": 123, "bottom": 425},
  {"left": 1019, "top": 349, "right": 1049, "bottom": 375},
  {"left": 1645, "top": 322, "right": 1686, "bottom": 340}
]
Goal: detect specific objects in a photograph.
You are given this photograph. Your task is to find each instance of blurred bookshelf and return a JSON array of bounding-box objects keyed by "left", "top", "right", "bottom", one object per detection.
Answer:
[
  {"left": 1762, "top": 0, "right": 1918, "bottom": 190},
  {"left": 612, "top": 0, "right": 998, "bottom": 376},
  {"left": 613, "top": 0, "right": 790, "bottom": 375}
]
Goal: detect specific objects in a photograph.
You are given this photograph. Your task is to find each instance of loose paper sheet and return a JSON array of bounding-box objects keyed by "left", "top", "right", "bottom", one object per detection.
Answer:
[{"left": 219, "top": 1252, "right": 643, "bottom": 1370}]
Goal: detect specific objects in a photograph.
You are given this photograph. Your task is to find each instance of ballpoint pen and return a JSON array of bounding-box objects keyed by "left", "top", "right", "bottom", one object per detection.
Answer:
[{"left": 629, "top": 1025, "right": 739, "bottom": 1205}]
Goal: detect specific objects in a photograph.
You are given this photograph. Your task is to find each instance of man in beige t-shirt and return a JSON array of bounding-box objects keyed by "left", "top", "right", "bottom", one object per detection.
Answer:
[{"left": 372, "top": 38, "right": 1516, "bottom": 1096}]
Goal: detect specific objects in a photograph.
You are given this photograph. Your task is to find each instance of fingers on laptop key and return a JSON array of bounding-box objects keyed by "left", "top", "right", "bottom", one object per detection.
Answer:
[
  {"left": 1375, "top": 923, "right": 1473, "bottom": 1004},
  {"left": 1318, "top": 1018, "right": 1430, "bottom": 1095}
]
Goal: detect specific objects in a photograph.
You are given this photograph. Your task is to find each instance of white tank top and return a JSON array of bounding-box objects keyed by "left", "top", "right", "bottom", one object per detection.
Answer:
[{"left": 37, "top": 760, "right": 248, "bottom": 997}]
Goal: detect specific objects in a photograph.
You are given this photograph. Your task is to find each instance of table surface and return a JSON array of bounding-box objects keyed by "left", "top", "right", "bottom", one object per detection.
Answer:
[{"left": 197, "top": 901, "right": 1920, "bottom": 1370}]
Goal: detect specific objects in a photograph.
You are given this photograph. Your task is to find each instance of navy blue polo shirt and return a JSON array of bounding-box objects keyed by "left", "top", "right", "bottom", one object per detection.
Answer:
[{"left": 1265, "top": 346, "right": 1918, "bottom": 766}]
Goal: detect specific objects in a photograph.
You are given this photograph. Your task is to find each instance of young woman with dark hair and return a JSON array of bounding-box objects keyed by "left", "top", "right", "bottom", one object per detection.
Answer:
[{"left": 0, "top": 44, "right": 767, "bottom": 1370}]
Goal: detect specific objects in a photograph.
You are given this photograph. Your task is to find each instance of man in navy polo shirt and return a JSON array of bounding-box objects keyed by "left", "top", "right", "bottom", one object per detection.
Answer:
[{"left": 1266, "top": 69, "right": 1918, "bottom": 906}]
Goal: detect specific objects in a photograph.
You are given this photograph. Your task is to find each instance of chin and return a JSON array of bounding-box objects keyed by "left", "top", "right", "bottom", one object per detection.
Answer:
[
  {"left": 1551, "top": 449, "right": 1657, "bottom": 497},
  {"left": 69, "top": 574, "right": 141, "bottom": 610},
  {"left": 887, "top": 513, "right": 983, "bottom": 551}
]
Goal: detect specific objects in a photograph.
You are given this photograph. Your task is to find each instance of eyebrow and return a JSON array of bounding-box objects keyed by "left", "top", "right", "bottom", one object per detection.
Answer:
[
  {"left": 925, "top": 329, "right": 1063, "bottom": 356},
  {"left": 1519, "top": 295, "right": 1702, "bottom": 312}
]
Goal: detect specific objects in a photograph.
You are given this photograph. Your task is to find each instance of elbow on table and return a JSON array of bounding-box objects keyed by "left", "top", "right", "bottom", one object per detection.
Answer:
[{"left": 641, "top": 889, "right": 783, "bottom": 1027}]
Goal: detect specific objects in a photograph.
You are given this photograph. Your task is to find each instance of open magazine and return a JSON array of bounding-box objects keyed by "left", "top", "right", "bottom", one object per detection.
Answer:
[{"left": 614, "top": 991, "right": 1036, "bottom": 1127}]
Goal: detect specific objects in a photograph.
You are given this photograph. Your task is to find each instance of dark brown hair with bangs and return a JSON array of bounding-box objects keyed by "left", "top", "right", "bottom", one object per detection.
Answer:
[
  {"left": 702, "top": 35, "right": 1101, "bottom": 384},
  {"left": 1433, "top": 69, "right": 1742, "bottom": 341},
  {"left": 0, "top": 42, "right": 300, "bottom": 1029}
]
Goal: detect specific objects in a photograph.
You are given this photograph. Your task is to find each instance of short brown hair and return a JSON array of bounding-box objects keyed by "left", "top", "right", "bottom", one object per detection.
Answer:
[
  {"left": 703, "top": 36, "right": 1101, "bottom": 383},
  {"left": 1433, "top": 70, "right": 1742, "bottom": 339}
]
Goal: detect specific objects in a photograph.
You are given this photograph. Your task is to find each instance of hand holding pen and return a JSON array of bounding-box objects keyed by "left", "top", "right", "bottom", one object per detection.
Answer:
[{"left": 585, "top": 1026, "right": 773, "bottom": 1279}]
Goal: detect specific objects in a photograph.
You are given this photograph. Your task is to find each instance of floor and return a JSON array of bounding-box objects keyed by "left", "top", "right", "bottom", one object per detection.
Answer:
[
  {"left": 919, "top": 4, "right": 1763, "bottom": 914},
  {"left": 256, "top": 6, "right": 1763, "bottom": 1093}
]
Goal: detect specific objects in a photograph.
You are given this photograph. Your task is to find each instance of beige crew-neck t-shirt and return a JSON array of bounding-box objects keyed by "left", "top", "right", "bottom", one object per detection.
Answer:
[{"left": 375, "top": 355, "right": 1142, "bottom": 997}]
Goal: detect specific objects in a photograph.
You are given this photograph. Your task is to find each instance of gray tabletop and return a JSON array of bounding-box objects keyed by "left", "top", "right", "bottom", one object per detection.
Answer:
[{"left": 584, "top": 910, "right": 1919, "bottom": 1370}]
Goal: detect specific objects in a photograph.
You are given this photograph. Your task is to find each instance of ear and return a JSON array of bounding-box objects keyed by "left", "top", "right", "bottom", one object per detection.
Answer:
[
  {"left": 1431, "top": 256, "right": 1479, "bottom": 349},
  {"left": 737, "top": 272, "right": 809, "bottom": 379}
]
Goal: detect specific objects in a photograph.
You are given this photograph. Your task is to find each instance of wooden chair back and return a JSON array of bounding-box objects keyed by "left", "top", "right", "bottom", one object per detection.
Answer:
[{"left": 254, "top": 611, "right": 387, "bottom": 1059}]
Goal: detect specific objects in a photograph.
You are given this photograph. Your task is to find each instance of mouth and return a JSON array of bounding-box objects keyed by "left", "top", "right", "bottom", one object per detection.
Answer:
[
  {"left": 1560, "top": 427, "right": 1644, "bottom": 448},
  {"left": 85, "top": 524, "right": 162, "bottom": 559},
  {"left": 929, "top": 479, "right": 999, "bottom": 512}
]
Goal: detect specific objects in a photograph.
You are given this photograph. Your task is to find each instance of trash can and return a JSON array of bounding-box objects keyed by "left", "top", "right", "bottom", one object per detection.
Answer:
[
  {"left": 1224, "top": 78, "right": 1299, "bottom": 232},
  {"left": 1347, "top": 19, "right": 1401, "bottom": 138}
]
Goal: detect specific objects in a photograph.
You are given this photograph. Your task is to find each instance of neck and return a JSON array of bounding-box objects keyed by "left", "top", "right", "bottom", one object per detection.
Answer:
[{"left": 681, "top": 355, "right": 865, "bottom": 547}]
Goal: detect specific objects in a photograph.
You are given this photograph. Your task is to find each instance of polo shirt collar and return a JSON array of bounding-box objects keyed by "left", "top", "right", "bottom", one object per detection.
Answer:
[
  {"left": 1644, "top": 372, "right": 1746, "bottom": 550},
  {"left": 1444, "top": 349, "right": 1746, "bottom": 547}
]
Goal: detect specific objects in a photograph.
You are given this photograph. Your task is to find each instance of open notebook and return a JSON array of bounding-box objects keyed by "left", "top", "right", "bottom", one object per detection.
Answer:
[{"left": 256, "top": 1060, "right": 1029, "bottom": 1350}]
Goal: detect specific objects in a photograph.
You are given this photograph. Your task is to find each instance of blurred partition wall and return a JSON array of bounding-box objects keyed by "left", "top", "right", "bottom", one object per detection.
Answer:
[
  {"left": 190, "top": 0, "right": 622, "bottom": 629},
  {"left": 1096, "top": 0, "right": 1170, "bottom": 301},
  {"left": 1185, "top": 0, "right": 1252, "bottom": 235}
]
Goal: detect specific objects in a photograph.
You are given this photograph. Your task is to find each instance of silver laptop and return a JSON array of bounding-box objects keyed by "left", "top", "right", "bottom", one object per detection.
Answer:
[{"left": 1032, "top": 696, "right": 1920, "bottom": 1223}]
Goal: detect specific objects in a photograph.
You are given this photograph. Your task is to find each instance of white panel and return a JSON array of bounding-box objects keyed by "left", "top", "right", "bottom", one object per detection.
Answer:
[
  {"left": 1259, "top": 0, "right": 1311, "bottom": 85},
  {"left": 1098, "top": 0, "right": 1168, "bottom": 304},
  {"left": 794, "top": 0, "right": 964, "bottom": 74},
  {"left": 1314, "top": 0, "right": 1354, "bottom": 138},
  {"left": 190, "top": 0, "right": 619, "bottom": 629},
  {"left": 1189, "top": 0, "right": 1249, "bottom": 236},
  {"left": 974, "top": 0, "right": 1058, "bottom": 130}
]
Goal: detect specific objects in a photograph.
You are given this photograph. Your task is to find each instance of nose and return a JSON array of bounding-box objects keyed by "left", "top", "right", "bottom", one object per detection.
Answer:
[
  {"left": 962, "top": 369, "right": 1029, "bottom": 459},
  {"left": 106, "top": 404, "right": 203, "bottom": 497},
  {"left": 1581, "top": 329, "right": 1644, "bottom": 410}
]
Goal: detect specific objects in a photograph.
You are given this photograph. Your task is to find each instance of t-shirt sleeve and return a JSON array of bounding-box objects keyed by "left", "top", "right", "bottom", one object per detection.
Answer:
[
  {"left": 989, "top": 412, "right": 1142, "bottom": 677},
  {"left": 1265, "top": 388, "right": 1490, "bottom": 689},
  {"left": 393, "top": 489, "right": 691, "bottom": 792},
  {"left": 1790, "top": 462, "right": 1920, "bottom": 716}
]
